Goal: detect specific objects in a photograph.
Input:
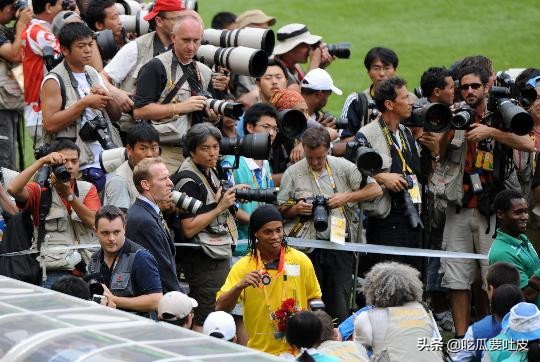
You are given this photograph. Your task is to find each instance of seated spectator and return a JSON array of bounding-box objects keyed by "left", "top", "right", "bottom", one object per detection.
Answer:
[
  {"left": 51, "top": 275, "right": 91, "bottom": 300},
  {"left": 354, "top": 262, "right": 442, "bottom": 361},
  {"left": 157, "top": 291, "right": 198, "bottom": 329},
  {"left": 314, "top": 310, "right": 369, "bottom": 362},
  {"left": 285, "top": 311, "right": 339, "bottom": 362},
  {"left": 457, "top": 283, "right": 524, "bottom": 361},
  {"left": 484, "top": 302, "right": 540, "bottom": 361},
  {"left": 203, "top": 311, "right": 237, "bottom": 342}
]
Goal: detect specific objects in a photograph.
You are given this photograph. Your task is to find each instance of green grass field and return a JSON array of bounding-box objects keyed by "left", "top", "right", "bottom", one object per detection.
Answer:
[
  {"left": 22, "top": 0, "right": 540, "bottom": 166},
  {"left": 199, "top": 0, "right": 540, "bottom": 114}
]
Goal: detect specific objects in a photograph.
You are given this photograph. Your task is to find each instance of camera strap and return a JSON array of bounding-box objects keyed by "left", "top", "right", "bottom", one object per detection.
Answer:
[
  {"left": 162, "top": 56, "right": 203, "bottom": 105},
  {"left": 379, "top": 117, "right": 413, "bottom": 176}
]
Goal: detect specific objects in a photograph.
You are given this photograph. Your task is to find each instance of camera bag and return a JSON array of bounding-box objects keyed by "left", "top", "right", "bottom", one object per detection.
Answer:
[{"left": 0, "top": 58, "right": 24, "bottom": 111}]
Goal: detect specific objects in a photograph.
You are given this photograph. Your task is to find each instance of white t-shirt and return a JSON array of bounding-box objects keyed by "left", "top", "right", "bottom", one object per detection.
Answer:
[
  {"left": 103, "top": 40, "right": 138, "bottom": 84},
  {"left": 43, "top": 71, "right": 107, "bottom": 169}
]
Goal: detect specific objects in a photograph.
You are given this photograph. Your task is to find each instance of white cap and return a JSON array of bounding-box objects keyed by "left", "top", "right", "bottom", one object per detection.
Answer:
[
  {"left": 203, "top": 311, "right": 236, "bottom": 341},
  {"left": 301, "top": 68, "right": 342, "bottom": 95},
  {"left": 157, "top": 291, "right": 198, "bottom": 321},
  {"left": 273, "top": 23, "right": 321, "bottom": 55}
]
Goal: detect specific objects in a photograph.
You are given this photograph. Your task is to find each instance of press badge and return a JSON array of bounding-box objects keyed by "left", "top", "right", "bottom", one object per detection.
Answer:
[
  {"left": 330, "top": 215, "right": 346, "bottom": 245},
  {"left": 408, "top": 175, "right": 422, "bottom": 204},
  {"left": 475, "top": 150, "right": 494, "bottom": 171}
]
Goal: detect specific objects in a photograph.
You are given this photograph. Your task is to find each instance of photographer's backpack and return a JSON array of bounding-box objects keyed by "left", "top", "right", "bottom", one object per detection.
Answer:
[{"left": 0, "top": 186, "right": 53, "bottom": 285}]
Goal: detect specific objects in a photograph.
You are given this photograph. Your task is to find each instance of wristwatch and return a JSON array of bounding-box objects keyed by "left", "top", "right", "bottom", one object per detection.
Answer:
[{"left": 66, "top": 193, "right": 76, "bottom": 202}]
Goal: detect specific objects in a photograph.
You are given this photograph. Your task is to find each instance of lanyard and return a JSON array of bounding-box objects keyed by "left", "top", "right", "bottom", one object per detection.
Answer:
[
  {"left": 379, "top": 117, "right": 413, "bottom": 176},
  {"left": 255, "top": 246, "right": 288, "bottom": 309},
  {"left": 310, "top": 161, "right": 337, "bottom": 194}
]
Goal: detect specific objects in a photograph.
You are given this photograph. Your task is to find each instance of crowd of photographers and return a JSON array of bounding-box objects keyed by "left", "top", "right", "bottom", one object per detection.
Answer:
[{"left": 0, "top": 0, "right": 540, "bottom": 359}]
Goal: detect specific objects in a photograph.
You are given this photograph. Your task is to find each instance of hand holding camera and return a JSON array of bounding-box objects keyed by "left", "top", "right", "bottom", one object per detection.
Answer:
[
  {"left": 293, "top": 199, "right": 313, "bottom": 217},
  {"left": 417, "top": 131, "right": 441, "bottom": 155},
  {"left": 180, "top": 95, "right": 207, "bottom": 114},
  {"left": 40, "top": 151, "right": 65, "bottom": 167},
  {"left": 317, "top": 112, "right": 336, "bottom": 129},
  {"left": 211, "top": 70, "right": 230, "bottom": 92},
  {"left": 83, "top": 92, "right": 113, "bottom": 110},
  {"left": 379, "top": 172, "right": 409, "bottom": 192},
  {"left": 15, "top": 8, "right": 32, "bottom": 31},
  {"left": 327, "top": 192, "right": 351, "bottom": 209},
  {"left": 465, "top": 123, "right": 492, "bottom": 143}
]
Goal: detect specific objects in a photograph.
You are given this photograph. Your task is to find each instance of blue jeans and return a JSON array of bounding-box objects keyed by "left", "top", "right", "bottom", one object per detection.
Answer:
[{"left": 40, "top": 270, "right": 73, "bottom": 289}]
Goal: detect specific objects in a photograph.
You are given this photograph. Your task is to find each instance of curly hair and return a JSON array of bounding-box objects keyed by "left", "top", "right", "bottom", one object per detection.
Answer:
[{"left": 363, "top": 262, "right": 423, "bottom": 308}]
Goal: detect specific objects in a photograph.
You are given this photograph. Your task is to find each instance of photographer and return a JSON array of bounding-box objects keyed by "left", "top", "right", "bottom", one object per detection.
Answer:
[
  {"left": 175, "top": 123, "right": 246, "bottom": 331},
  {"left": 273, "top": 23, "right": 333, "bottom": 92},
  {"left": 100, "top": 0, "right": 186, "bottom": 135},
  {"left": 103, "top": 122, "right": 160, "bottom": 211},
  {"left": 88, "top": 205, "right": 162, "bottom": 315},
  {"left": 40, "top": 21, "right": 122, "bottom": 192},
  {"left": 437, "top": 65, "right": 534, "bottom": 338},
  {"left": 277, "top": 127, "right": 382, "bottom": 323},
  {"left": 0, "top": 0, "right": 31, "bottom": 170},
  {"left": 133, "top": 13, "right": 215, "bottom": 173},
  {"left": 8, "top": 139, "right": 101, "bottom": 288},
  {"left": 84, "top": 0, "right": 125, "bottom": 59},
  {"left": 355, "top": 77, "right": 433, "bottom": 272},
  {"left": 222, "top": 103, "right": 278, "bottom": 253},
  {"left": 300, "top": 68, "right": 340, "bottom": 128},
  {"left": 339, "top": 47, "right": 417, "bottom": 142}
]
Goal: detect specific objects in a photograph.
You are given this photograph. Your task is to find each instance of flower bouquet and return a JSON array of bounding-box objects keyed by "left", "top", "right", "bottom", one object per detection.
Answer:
[{"left": 271, "top": 298, "right": 300, "bottom": 339}]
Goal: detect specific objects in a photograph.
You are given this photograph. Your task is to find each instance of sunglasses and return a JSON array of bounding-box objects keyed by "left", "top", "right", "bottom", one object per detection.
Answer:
[{"left": 459, "top": 83, "right": 483, "bottom": 91}]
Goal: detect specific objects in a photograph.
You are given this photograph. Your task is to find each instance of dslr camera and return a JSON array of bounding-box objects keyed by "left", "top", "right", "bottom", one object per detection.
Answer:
[
  {"left": 34, "top": 144, "right": 72, "bottom": 186},
  {"left": 401, "top": 175, "right": 423, "bottom": 229},
  {"left": 221, "top": 180, "right": 278, "bottom": 204},
  {"left": 303, "top": 194, "right": 330, "bottom": 232},
  {"left": 344, "top": 138, "right": 383, "bottom": 176},
  {"left": 487, "top": 86, "right": 533, "bottom": 136},
  {"left": 79, "top": 114, "right": 118, "bottom": 150}
]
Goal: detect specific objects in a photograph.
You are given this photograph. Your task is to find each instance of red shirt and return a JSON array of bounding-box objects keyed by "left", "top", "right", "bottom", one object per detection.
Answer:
[
  {"left": 21, "top": 182, "right": 101, "bottom": 226},
  {"left": 21, "top": 19, "right": 60, "bottom": 107}
]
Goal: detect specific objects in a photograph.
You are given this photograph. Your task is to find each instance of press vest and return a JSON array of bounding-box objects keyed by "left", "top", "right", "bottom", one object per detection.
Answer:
[
  {"left": 36, "top": 180, "right": 98, "bottom": 270},
  {"left": 281, "top": 156, "right": 363, "bottom": 242},
  {"left": 115, "top": 32, "right": 157, "bottom": 132},
  {"left": 368, "top": 302, "right": 442, "bottom": 362},
  {"left": 42, "top": 61, "right": 122, "bottom": 165},
  {"left": 113, "top": 161, "right": 139, "bottom": 205},
  {"left": 176, "top": 157, "right": 236, "bottom": 259},
  {"left": 152, "top": 51, "right": 212, "bottom": 145},
  {"left": 359, "top": 120, "right": 420, "bottom": 218},
  {"left": 88, "top": 238, "right": 143, "bottom": 298}
]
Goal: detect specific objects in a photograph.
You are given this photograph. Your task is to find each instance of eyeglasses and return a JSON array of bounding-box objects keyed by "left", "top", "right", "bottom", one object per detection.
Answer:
[
  {"left": 459, "top": 83, "right": 483, "bottom": 91},
  {"left": 370, "top": 66, "right": 394, "bottom": 73},
  {"left": 256, "top": 124, "right": 279, "bottom": 134}
]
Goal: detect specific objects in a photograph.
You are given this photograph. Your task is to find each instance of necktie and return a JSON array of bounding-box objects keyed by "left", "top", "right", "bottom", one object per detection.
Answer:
[{"left": 159, "top": 211, "right": 172, "bottom": 239}]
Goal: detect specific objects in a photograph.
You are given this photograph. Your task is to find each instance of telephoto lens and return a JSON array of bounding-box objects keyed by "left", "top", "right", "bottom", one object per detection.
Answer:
[
  {"left": 327, "top": 42, "right": 351, "bottom": 59},
  {"left": 171, "top": 191, "right": 203, "bottom": 214},
  {"left": 235, "top": 187, "right": 279, "bottom": 204}
]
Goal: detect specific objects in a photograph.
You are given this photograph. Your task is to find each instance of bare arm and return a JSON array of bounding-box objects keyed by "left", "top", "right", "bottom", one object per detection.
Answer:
[
  {"left": 109, "top": 293, "right": 162, "bottom": 312},
  {"left": 8, "top": 155, "right": 53, "bottom": 203},
  {"left": 100, "top": 70, "right": 134, "bottom": 113},
  {"left": 66, "top": 192, "right": 97, "bottom": 228},
  {"left": 41, "top": 78, "right": 113, "bottom": 133},
  {"left": 0, "top": 9, "right": 32, "bottom": 63},
  {"left": 492, "top": 129, "right": 535, "bottom": 152},
  {"left": 133, "top": 95, "right": 207, "bottom": 122},
  {"left": 0, "top": 183, "right": 18, "bottom": 215}
]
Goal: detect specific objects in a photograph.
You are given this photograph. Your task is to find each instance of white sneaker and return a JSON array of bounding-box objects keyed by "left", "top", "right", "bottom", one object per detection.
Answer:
[{"left": 434, "top": 310, "right": 455, "bottom": 333}]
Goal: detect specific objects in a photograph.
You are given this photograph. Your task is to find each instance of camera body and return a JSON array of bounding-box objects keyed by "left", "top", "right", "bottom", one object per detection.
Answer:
[
  {"left": 43, "top": 45, "right": 63, "bottom": 72},
  {"left": 401, "top": 175, "right": 423, "bottom": 229},
  {"left": 310, "top": 194, "right": 330, "bottom": 232},
  {"left": 79, "top": 115, "right": 118, "bottom": 150},
  {"left": 327, "top": 42, "right": 351, "bottom": 59},
  {"left": 403, "top": 101, "right": 453, "bottom": 133},
  {"left": 34, "top": 144, "right": 72, "bottom": 186},
  {"left": 452, "top": 106, "right": 475, "bottom": 130},
  {"left": 13, "top": 0, "right": 27, "bottom": 10},
  {"left": 487, "top": 86, "right": 533, "bottom": 136},
  {"left": 309, "top": 300, "right": 325, "bottom": 311}
]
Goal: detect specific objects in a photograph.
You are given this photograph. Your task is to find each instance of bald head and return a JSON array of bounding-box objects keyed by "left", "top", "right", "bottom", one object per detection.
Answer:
[{"left": 172, "top": 14, "right": 203, "bottom": 63}]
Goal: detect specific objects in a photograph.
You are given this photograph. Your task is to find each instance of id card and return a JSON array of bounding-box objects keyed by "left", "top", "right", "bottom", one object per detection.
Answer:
[
  {"left": 330, "top": 215, "right": 346, "bottom": 245},
  {"left": 408, "top": 174, "right": 422, "bottom": 204},
  {"left": 475, "top": 150, "right": 494, "bottom": 171}
]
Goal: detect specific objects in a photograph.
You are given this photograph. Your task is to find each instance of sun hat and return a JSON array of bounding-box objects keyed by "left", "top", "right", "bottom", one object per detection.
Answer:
[
  {"left": 301, "top": 68, "right": 342, "bottom": 95},
  {"left": 273, "top": 23, "right": 321, "bottom": 56},
  {"left": 501, "top": 302, "right": 540, "bottom": 341},
  {"left": 235, "top": 9, "right": 276, "bottom": 29}
]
